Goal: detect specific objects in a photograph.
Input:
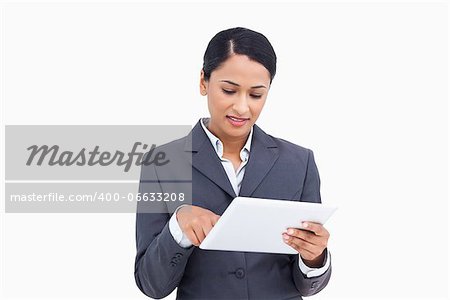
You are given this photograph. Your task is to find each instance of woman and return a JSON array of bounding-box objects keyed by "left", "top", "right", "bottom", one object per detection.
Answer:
[{"left": 135, "top": 27, "right": 332, "bottom": 300}]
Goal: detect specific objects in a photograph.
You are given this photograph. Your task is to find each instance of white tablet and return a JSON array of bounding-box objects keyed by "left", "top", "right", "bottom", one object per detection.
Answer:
[{"left": 199, "top": 196, "right": 337, "bottom": 254}]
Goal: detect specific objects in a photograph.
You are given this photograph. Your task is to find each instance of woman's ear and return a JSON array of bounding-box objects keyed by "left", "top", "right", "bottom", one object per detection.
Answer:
[{"left": 199, "top": 69, "right": 207, "bottom": 96}]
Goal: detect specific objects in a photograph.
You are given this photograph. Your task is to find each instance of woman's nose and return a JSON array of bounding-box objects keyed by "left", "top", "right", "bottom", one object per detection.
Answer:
[{"left": 232, "top": 94, "right": 250, "bottom": 115}]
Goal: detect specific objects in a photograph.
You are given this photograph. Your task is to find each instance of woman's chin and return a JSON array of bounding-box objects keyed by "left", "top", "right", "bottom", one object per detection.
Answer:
[{"left": 223, "top": 122, "right": 252, "bottom": 137}]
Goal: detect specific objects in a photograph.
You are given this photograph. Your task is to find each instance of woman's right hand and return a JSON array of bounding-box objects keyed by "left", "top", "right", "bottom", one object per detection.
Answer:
[{"left": 176, "top": 205, "right": 220, "bottom": 246}]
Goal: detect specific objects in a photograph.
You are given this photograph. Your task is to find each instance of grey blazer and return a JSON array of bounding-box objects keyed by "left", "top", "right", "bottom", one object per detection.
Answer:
[{"left": 134, "top": 119, "right": 332, "bottom": 300}]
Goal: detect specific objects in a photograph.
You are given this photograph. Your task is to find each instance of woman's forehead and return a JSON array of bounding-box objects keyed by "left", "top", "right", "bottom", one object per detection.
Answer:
[{"left": 210, "top": 55, "right": 271, "bottom": 86}]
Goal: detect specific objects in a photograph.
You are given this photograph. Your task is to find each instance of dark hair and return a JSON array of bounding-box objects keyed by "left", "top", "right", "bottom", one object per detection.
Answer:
[{"left": 202, "top": 27, "right": 277, "bottom": 84}]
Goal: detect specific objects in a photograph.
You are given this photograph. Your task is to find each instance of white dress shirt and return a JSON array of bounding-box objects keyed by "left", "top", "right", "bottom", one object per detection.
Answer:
[{"left": 168, "top": 117, "right": 331, "bottom": 278}]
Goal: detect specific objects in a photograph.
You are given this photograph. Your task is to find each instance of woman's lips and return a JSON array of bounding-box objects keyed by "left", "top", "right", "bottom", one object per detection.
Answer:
[{"left": 226, "top": 115, "right": 249, "bottom": 127}]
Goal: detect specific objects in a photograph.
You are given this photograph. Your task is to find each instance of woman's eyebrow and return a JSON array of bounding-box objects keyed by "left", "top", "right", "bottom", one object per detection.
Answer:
[{"left": 220, "top": 80, "right": 267, "bottom": 89}]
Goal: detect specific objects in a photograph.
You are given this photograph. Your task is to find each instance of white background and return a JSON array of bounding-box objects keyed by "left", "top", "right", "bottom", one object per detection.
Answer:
[{"left": 0, "top": 1, "right": 448, "bottom": 299}]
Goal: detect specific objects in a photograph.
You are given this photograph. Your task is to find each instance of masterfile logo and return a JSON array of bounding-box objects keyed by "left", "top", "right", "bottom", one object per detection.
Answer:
[{"left": 25, "top": 142, "right": 169, "bottom": 172}]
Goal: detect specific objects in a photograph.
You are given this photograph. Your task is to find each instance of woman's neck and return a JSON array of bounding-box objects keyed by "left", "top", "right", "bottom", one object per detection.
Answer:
[
  {"left": 221, "top": 135, "right": 248, "bottom": 155},
  {"left": 206, "top": 119, "right": 249, "bottom": 155}
]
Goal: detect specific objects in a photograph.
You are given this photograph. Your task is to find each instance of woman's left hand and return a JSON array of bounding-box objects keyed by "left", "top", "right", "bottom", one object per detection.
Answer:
[{"left": 282, "top": 222, "right": 329, "bottom": 268}]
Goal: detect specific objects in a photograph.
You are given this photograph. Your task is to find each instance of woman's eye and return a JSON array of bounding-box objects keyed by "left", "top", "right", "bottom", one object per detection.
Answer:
[
  {"left": 222, "top": 89, "right": 236, "bottom": 95},
  {"left": 222, "top": 89, "right": 262, "bottom": 99}
]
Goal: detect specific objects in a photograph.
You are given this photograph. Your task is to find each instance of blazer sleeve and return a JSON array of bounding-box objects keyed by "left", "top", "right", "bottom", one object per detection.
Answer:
[
  {"left": 134, "top": 162, "right": 195, "bottom": 299},
  {"left": 291, "top": 149, "right": 332, "bottom": 296}
]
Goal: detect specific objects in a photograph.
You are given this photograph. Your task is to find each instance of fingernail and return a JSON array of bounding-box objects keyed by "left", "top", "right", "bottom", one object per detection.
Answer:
[{"left": 288, "top": 229, "right": 294, "bottom": 235}]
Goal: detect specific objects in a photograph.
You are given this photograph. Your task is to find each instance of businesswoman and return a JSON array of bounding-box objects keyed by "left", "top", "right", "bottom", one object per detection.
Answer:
[{"left": 135, "top": 27, "right": 332, "bottom": 299}]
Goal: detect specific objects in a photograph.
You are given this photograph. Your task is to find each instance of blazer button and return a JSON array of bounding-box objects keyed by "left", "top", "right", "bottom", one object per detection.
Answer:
[{"left": 235, "top": 268, "right": 245, "bottom": 279}]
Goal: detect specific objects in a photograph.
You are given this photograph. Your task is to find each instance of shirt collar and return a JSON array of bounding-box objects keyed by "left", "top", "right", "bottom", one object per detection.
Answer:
[{"left": 200, "top": 117, "right": 253, "bottom": 162}]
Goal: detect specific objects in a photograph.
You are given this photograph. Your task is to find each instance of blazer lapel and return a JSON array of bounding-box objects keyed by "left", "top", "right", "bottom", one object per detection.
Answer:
[
  {"left": 184, "top": 120, "right": 279, "bottom": 199},
  {"left": 184, "top": 120, "right": 237, "bottom": 198},
  {"left": 239, "top": 124, "right": 279, "bottom": 197}
]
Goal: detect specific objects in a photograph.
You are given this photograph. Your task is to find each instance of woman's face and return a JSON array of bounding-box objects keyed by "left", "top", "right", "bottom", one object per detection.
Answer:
[{"left": 200, "top": 54, "right": 271, "bottom": 142}]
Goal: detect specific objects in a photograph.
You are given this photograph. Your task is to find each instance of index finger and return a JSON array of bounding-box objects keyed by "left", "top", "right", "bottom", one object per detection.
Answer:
[
  {"left": 211, "top": 214, "right": 220, "bottom": 226},
  {"left": 302, "top": 221, "right": 328, "bottom": 236}
]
